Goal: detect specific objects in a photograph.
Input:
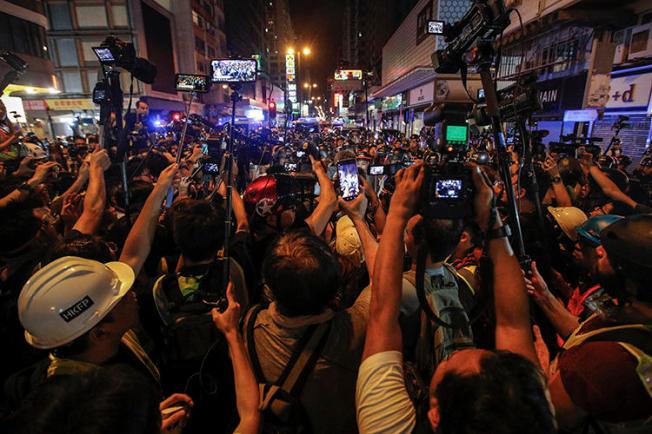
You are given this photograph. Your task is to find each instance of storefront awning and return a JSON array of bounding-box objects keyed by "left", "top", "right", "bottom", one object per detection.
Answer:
[{"left": 372, "top": 67, "right": 436, "bottom": 99}]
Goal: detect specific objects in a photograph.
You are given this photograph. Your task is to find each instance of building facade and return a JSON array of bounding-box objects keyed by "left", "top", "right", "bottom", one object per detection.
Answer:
[{"left": 500, "top": 0, "right": 652, "bottom": 160}]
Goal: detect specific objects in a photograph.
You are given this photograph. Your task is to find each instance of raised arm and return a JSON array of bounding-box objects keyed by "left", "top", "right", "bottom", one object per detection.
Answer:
[
  {"left": 542, "top": 156, "right": 572, "bottom": 207},
  {"left": 72, "top": 150, "right": 110, "bottom": 235},
  {"left": 472, "top": 167, "right": 539, "bottom": 366},
  {"left": 525, "top": 261, "right": 579, "bottom": 338},
  {"left": 304, "top": 155, "right": 338, "bottom": 236},
  {"left": 588, "top": 165, "right": 637, "bottom": 209},
  {"left": 212, "top": 286, "right": 260, "bottom": 434},
  {"left": 362, "top": 163, "right": 424, "bottom": 361},
  {"left": 119, "top": 163, "right": 178, "bottom": 276},
  {"left": 0, "top": 162, "right": 59, "bottom": 208}
]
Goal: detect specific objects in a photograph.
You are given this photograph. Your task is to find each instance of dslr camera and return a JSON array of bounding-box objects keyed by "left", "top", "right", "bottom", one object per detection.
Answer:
[{"left": 420, "top": 162, "right": 474, "bottom": 219}]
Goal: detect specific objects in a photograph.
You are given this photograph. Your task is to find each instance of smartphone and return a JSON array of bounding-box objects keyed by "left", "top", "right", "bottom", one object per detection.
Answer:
[
  {"left": 369, "top": 165, "right": 385, "bottom": 176},
  {"left": 201, "top": 144, "right": 208, "bottom": 155},
  {"left": 337, "top": 159, "right": 359, "bottom": 201},
  {"left": 284, "top": 162, "right": 299, "bottom": 173},
  {"left": 203, "top": 162, "right": 220, "bottom": 174}
]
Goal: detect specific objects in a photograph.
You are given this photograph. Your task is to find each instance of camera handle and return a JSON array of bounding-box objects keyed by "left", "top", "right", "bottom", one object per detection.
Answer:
[
  {"left": 476, "top": 41, "right": 527, "bottom": 261},
  {"left": 602, "top": 122, "right": 624, "bottom": 156},
  {"left": 221, "top": 85, "right": 242, "bottom": 293}
]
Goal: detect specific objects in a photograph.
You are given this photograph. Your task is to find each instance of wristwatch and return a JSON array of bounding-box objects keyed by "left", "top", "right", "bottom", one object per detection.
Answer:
[
  {"left": 487, "top": 224, "right": 511, "bottom": 240},
  {"left": 551, "top": 176, "right": 562, "bottom": 184},
  {"left": 17, "top": 182, "right": 34, "bottom": 192}
]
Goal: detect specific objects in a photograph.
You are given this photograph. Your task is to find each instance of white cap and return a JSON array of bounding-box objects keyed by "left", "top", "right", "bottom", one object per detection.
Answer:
[
  {"left": 18, "top": 256, "right": 135, "bottom": 349},
  {"left": 547, "top": 206, "right": 588, "bottom": 242}
]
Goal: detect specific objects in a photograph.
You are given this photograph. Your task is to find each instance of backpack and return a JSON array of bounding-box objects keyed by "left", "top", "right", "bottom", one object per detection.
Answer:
[
  {"left": 152, "top": 261, "right": 227, "bottom": 363},
  {"left": 556, "top": 316, "right": 652, "bottom": 434},
  {"left": 402, "top": 264, "right": 476, "bottom": 434},
  {"left": 244, "top": 305, "right": 332, "bottom": 434}
]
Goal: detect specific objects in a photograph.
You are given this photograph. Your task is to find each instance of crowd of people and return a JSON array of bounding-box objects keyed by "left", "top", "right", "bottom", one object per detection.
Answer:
[{"left": 0, "top": 96, "right": 651, "bottom": 434}]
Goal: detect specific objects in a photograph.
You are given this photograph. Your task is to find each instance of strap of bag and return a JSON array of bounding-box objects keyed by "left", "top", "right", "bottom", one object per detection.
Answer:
[{"left": 244, "top": 304, "right": 267, "bottom": 383}]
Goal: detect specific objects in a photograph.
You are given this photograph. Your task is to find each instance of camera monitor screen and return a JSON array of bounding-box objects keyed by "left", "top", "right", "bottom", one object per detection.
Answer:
[
  {"left": 435, "top": 179, "right": 463, "bottom": 199},
  {"left": 445, "top": 125, "right": 468, "bottom": 144},
  {"left": 176, "top": 74, "right": 210, "bottom": 93},
  {"left": 369, "top": 165, "right": 384, "bottom": 176},
  {"left": 210, "top": 59, "right": 257, "bottom": 83},
  {"left": 427, "top": 20, "right": 445, "bottom": 35},
  {"left": 337, "top": 159, "right": 360, "bottom": 201},
  {"left": 92, "top": 47, "right": 115, "bottom": 64},
  {"left": 203, "top": 162, "right": 220, "bottom": 174}
]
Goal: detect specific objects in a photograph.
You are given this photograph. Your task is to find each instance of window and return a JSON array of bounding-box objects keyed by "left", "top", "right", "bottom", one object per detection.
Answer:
[
  {"left": 56, "top": 38, "right": 78, "bottom": 66},
  {"left": 208, "top": 46, "right": 215, "bottom": 58},
  {"left": 76, "top": 6, "right": 108, "bottom": 28},
  {"left": 195, "top": 37, "right": 205, "bottom": 53},
  {"left": 48, "top": 3, "right": 72, "bottom": 30},
  {"left": 86, "top": 70, "right": 99, "bottom": 92},
  {"left": 62, "top": 71, "right": 83, "bottom": 93},
  {"left": 0, "top": 12, "right": 49, "bottom": 59},
  {"left": 81, "top": 41, "right": 101, "bottom": 62},
  {"left": 416, "top": 1, "right": 433, "bottom": 45},
  {"left": 111, "top": 5, "right": 129, "bottom": 28},
  {"left": 197, "top": 62, "right": 205, "bottom": 73}
]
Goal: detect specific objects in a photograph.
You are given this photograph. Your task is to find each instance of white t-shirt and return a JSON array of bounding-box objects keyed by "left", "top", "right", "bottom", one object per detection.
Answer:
[{"left": 356, "top": 351, "right": 417, "bottom": 434}]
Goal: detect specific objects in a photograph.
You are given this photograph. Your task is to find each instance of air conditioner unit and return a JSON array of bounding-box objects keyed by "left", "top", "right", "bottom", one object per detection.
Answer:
[
  {"left": 627, "top": 23, "right": 652, "bottom": 61},
  {"left": 613, "top": 29, "right": 630, "bottom": 64}
]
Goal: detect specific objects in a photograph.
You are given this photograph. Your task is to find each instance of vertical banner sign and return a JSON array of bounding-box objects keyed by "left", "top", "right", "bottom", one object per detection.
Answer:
[{"left": 286, "top": 54, "right": 297, "bottom": 111}]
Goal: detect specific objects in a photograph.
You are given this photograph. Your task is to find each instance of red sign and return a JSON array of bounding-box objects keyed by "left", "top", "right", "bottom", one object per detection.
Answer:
[{"left": 23, "top": 99, "right": 47, "bottom": 111}]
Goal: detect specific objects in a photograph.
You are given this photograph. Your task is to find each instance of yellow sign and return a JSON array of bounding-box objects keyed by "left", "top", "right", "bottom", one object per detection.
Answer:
[{"left": 47, "top": 98, "right": 95, "bottom": 110}]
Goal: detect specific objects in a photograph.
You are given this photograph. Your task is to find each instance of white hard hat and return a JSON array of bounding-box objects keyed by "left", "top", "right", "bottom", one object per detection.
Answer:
[
  {"left": 18, "top": 256, "right": 135, "bottom": 349},
  {"left": 547, "top": 206, "right": 587, "bottom": 242}
]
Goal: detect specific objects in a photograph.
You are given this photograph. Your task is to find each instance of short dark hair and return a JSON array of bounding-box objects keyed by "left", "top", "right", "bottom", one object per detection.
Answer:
[
  {"left": 173, "top": 199, "right": 225, "bottom": 262},
  {"left": 436, "top": 351, "right": 556, "bottom": 434},
  {"left": 136, "top": 100, "right": 148, "bottom": 109},
  {"left": 0, "top": 202, "right": 41, "bottom": 256},
  {"left": 49, "top": 233, "right": 116, "bottom": 263},
  {"left": 263, "top": 230, "right": 340, "bottom": 316},
  {"left": 413, "top": 218, "right": 465, "bottom": 263}
]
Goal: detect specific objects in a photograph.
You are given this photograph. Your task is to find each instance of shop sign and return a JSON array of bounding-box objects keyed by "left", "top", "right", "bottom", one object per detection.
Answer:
[
  {"left": 534, "top": 73, "right": 586, "bottom": 114},
  {"left": 563, "top": 109, "right": 598, "bottom": 122},
  {"left": 605, "top": 72, "right": 652, "bottom": 110},
  {"left": 381, "top": 95, "right": 402, "bottom": 111},
  {"left": 23, "top": 99, "right": 47, "bottom": 111},
  {"left": 46, "top": 98, "right": 95, "bottom": 110},
  {"left": 408, "top": 82, "right": 434, "bottom": 106}
]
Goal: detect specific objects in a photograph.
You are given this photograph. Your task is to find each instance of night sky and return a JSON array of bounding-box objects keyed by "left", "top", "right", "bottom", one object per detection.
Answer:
[{"left": 288, "top": 0, "right": 346, "bottom": 96}]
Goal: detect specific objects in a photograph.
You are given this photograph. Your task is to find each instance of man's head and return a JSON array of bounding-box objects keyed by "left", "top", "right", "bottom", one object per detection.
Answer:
[
  {"left": 136, "top": 100, "right": 149, "bottom": 116},
  {"left": 600, "top": 214, "right": 652, "bottom": 303},
  {"left": 263, "top": 230, "right": 339, "bottom": 317},
  {"left": 172, "top": 200, "right": 225, "bottom": 264},
  {"left": 406, "top": 216, "right": 465, "bottom": 263},
  {"left": 18, "top": 257, "right": 137, "bottom": 357},
  {"left": 572, "top": 215, "right": 622, "bottom": 277},
  {"left": 428, "top": 349, "right": 556, "bottom": 434}
]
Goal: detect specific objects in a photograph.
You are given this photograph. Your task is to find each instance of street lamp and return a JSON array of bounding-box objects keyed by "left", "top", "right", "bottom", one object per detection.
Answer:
[
  {"left": 312, "top": 83, "right": 317, "bottom": 88},
  {"left": 302, "top": 47, "right": 311, "bottom": 56},
  {"left": 303, "top": 83, "right": 310, "bottom": 89}
]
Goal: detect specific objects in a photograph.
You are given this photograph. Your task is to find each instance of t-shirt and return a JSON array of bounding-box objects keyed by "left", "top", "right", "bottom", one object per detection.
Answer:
[
  {"left": 356, "top": 351, "right": 416, "bottom": 434},
  {"left": 249, "top": 287, "right": 371, "bottom": 434},
  {"left": 557, "top": 317, "right": 652, "bottom": 423}
]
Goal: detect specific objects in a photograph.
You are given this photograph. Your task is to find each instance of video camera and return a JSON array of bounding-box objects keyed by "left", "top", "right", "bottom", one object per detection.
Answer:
[
  {"left": 431, "top": 0, "right": 510, "bottom": 74},
  {"left": 92, "top": 37, "right": 157, "bottom": 84},
  {"left": 420, "top": 161, "right": 474, "bottom": 219}
]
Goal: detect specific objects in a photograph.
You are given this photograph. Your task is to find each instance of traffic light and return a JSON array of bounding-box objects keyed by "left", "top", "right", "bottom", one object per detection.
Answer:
[{"left": 268, "top": 100, "right": 277, "bottom": 119}]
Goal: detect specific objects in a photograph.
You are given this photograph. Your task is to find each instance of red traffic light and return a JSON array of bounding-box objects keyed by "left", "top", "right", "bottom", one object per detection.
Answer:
[
  {"left": 268, "top": 101, "right": 276, "bottom": 110},
  {"left": 268, "top": 101, "right": 277, "bottom": 119}
]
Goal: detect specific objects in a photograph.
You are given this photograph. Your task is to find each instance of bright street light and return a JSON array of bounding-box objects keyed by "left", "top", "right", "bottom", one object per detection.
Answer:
[
  {"left": 302, "top": 47, "right": 311, "bottom": 56},
  {"left": 303, "top": 83, "right": 310, "bottom": 88},
  {"left": 287, "top": 47, "right": 295, "bottom": 55},
  {"left": 312, "top": 83, "right": 317, "bottom": 88}
]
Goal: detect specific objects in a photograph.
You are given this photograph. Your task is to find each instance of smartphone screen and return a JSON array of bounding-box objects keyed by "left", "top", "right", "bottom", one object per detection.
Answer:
[
  {"left": 337, "top": 159, "right": 359, "bottom": 201},
  {"left": 201, "top": 144, "right": 208, "bottom": 155},
  {"left": 369, "top": 165, "right": 384, "bottom": 176}
]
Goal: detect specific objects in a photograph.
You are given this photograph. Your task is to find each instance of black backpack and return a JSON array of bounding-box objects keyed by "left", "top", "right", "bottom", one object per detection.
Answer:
[
  {"left": 244, "top": 305, "right": 332, "bottom": 434},
  {"left": 153, "top": 262, "right": 226, "bottom": 363}
]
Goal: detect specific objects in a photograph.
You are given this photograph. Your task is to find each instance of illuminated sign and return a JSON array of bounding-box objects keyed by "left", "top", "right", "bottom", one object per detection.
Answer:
[
  {"left": 334, "top": 69, "right": 363, "bottom": 81},
  {"left": 286, "top": 53, "right": 297, "bottom": 104}
]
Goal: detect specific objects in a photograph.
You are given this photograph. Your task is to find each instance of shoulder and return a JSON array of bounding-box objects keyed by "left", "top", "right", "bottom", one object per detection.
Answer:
[
  {"left": 558, "top": 341, "right": 652, "bottom": 422},
  {"left": 356, "top": 351, "right": 416, "bottom": 434}
]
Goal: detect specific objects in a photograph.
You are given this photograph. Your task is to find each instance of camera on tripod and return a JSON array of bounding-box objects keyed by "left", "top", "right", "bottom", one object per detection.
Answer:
[
  {"left": 420, "top": 161, "right": 474, "bottom": 219},
  {"left": 92, "top": 37, "right": 157, "bottom": 84}
]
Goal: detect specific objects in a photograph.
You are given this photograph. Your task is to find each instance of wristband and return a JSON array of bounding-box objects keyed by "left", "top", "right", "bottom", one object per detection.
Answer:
[
  {"left": 551, "top": 176, "right": 562, "bottom": 184},
  {"left": 487, "top": 224, "right": 511, "bottom": 240}
]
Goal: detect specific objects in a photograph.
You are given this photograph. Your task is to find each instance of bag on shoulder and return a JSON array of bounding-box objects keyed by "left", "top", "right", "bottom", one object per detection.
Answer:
[{"left": 244, "top": 305, "right": 331, "bottom": 434}]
